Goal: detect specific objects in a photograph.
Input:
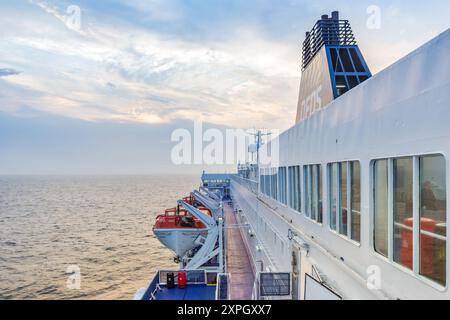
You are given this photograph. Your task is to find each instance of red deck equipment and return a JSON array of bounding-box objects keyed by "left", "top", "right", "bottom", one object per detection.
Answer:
[{"left": 178, "top": 271, "right": 187, "bottom": 289}]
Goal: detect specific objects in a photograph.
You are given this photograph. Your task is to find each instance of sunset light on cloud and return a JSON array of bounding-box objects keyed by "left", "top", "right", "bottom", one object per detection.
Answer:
[{"left": 1, "top": 0, "right": 448, "bottom": 130}]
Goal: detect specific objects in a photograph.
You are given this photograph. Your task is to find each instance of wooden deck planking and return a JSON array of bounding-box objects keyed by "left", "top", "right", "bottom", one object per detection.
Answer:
[{"left": 224, "top": 203, "right": 254, "bottom": 300}]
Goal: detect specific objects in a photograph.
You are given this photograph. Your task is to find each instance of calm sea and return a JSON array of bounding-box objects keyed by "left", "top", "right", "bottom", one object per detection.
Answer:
[{"left": 0, "top": 175, "right": 200, "bottom": 300}]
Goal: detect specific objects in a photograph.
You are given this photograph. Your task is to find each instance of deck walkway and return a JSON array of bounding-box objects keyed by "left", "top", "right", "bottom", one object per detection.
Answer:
[{"left": 224, "top": 203, "right": 254, "bottom": 300}]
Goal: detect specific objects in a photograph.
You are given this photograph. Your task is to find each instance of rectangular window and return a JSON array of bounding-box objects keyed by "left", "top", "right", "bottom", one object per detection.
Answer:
[
  {"left": 329, "top": 163, "right": 338, "bottom": 230},
  {"left": 260, "top": 170, "right": 264, "bottom": 194},
  {"left": 304, "top": 166, "right": 312, "bottom": 217},
  {"left": 278, "top": 167, "right": 287, "bottom": 205},
  {"left": 351, "top": 162, "right": 361, "bottom": 242},
  {"left": 374, "top": 159, "right": 389, "bottom": 257},
  {"left": 419, "top": 155, "right": 446, "bottom": 286},
  {"left": 312, "top": 165, "right": 318, "bottom": 221},
  {"left": 329, "top": 161, "right": 361, "bottom": 241},
  {"left": 288, "top": 167, "right": 294, "bottom": 207},
  {"left": 317, "top": 165, "right": 323, "bottom": 223},
  {"left": 271, "top": 168, "right": 278, "bottom": 200},
  {"left": 294, "top": 166, "right": 298, "bottom": 210},
  {"left": 288, "top": 166, "right": 301, "bottom": 213},
  {"left": 304, "top": 164, "right": 322, "bottom": 222},
  {"left": 260, "top": 169, "right": 265, "bottom": 195},
  {"left": 339, "top": 162, "right": 348, "bottom": 236},
  {"left": 393, "top": 158, "right": 413, "bottom": 270},
  {"left": 262, "top": 168, "right": 271, "bottom": 197},
  {"left": 372, "top": 154, "right": 447, "bottom": 286}
]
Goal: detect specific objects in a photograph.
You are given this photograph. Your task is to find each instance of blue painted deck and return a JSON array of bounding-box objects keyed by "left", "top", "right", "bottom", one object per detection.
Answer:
[{"left": 154, "top": 285, "right": 216, "bottom": 300}]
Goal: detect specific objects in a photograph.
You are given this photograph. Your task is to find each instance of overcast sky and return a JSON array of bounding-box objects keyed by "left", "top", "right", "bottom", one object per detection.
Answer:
[{"left": 0, "top": 0, "right": 449, "bottom": 174}]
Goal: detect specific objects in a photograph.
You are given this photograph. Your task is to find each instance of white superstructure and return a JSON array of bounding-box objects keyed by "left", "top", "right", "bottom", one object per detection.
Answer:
[{"left": 232, "top": 18, "right": 450, "bottom": 300}]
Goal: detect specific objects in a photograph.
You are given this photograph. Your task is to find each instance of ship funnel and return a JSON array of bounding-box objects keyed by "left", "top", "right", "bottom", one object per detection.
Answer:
[{"left": 296, "top": 11, "right": 372, "bottom": 123}]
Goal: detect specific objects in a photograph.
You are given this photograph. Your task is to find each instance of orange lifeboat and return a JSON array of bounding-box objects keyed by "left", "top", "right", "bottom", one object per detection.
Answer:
[{"left": 152, "top": 197, "right": 213, "bottom": 257}]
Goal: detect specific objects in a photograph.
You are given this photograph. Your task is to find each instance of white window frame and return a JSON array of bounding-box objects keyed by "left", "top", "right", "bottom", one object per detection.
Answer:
[
  {"left": 288, "top": 165, "right": 302, "bottom": 213},
  {"left": 327, "top": 161, "right": 361, "bottom": 243},
  {"left": 278, "top": 167, "right": 287, "bottom": 206},
  {"left": 303, "top": 164, "right": 322, "bottom": 223},
  {"left": 371, "top": 154, "right": 447, "bottom": 288}
]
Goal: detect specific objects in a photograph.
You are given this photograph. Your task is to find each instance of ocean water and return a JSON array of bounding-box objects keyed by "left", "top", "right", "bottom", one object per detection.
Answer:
[{"left": 0, "top": 175, "right": 200, "bottom": 300}]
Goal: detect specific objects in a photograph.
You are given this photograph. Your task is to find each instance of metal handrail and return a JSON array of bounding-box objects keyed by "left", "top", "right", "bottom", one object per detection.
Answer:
[
  {"left": 157, "top": 269, "right": 207, "bottom": 286},
  {"left": 231, "top": 175, "right": 258, "bottom": 194},
  {"left": 393, "top": 221, "right": 447, "bottom": 241}
]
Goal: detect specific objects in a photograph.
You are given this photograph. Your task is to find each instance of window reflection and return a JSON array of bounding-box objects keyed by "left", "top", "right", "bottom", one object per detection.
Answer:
[
  {"left": 420, "top": 155, "right": 446, "bottom": 286},
  {"left": 329, "top": 161, "right": 360, "bottom": 241},
  {"left": 393, "top": 158, "right": 413, "bottom": 270},
  {"left": 304, "top": 166, "right": 311, "bottom": 217},
  {"left": 330, "top": 163, "right": 337, "bottom": 230},
  {"left": 280, "top": 167, "right": 287, "bottom": 205},
  {"left": 374, "top": 160, "right": 389, "bottom": 257},
  {"left": 351, "top": 162, "right": 361, "bottom": 242},
  {"left": 340, "top": 162, "right": 348, "bottom": 236},
  {"left": 312, "top": 165, "right": 318, "bottom": 221},
  {"left": 317, "top": 165, "right": 323, "bottom": 223},
  {"left": 289, "top": 166, "right": 299, "bottom": 211},
  {"left": 295, "top": 166, "right": 301, "bottom": 212},
  {"left": 303, "top": 164, "right": 322, "bottom": 222}
]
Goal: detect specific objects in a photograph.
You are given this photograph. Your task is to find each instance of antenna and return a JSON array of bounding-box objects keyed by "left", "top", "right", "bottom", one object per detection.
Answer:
[{"left": 248, "top": 129, "right": 272, "bottom": 173}]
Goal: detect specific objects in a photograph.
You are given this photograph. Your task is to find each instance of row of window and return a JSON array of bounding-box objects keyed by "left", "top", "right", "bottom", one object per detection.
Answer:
[
  {"left": 260, "top": 162, "right": 359, "bottom": 239},
  {"left": 261, "top": 168, "right": 278, "bottom": 200},
  {"left": 259, "top": 154, "right": 447, "bottom": 286}
]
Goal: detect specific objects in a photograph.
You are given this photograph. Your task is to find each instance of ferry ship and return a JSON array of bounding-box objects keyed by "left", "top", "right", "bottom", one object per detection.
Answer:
[{"left": 136, "top": 11, "right": 450, "bottom": 300}]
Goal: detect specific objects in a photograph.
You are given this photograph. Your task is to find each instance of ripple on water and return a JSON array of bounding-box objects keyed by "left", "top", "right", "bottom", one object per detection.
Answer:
[{"left": 0, "top": 175, "right": 197, "bottom": 299}]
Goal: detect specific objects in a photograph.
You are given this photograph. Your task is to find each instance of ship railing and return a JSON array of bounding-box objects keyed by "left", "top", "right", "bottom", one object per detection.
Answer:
[
  {"left": 231, "top": 176, "right": 258, "bottom": 194},
  {"left": 141, "top": 271, "right": 160, "bottom": 300},
  {"left": 394, "top": 221, "right": 446, "bottom": 241},
  {"left": 216, "top": 273, "right": 231, "bottom": 300},
  {"left": 143, "top": 270, "right": 221, "bottom": 300},
  {"left": 157, "top": 269, "right": 207, "bottom": 286}
]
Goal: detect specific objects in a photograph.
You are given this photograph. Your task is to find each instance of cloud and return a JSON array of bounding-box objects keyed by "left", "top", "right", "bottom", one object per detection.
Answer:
[
  {"left": 1, "top": 0, "right": 449, "bottom": 131},
  {"left": 0, "top": 68, "right": 21, "bottom": 77},
  {"left": 0, "top": 2, "right": 300, "bottom": 129}
]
